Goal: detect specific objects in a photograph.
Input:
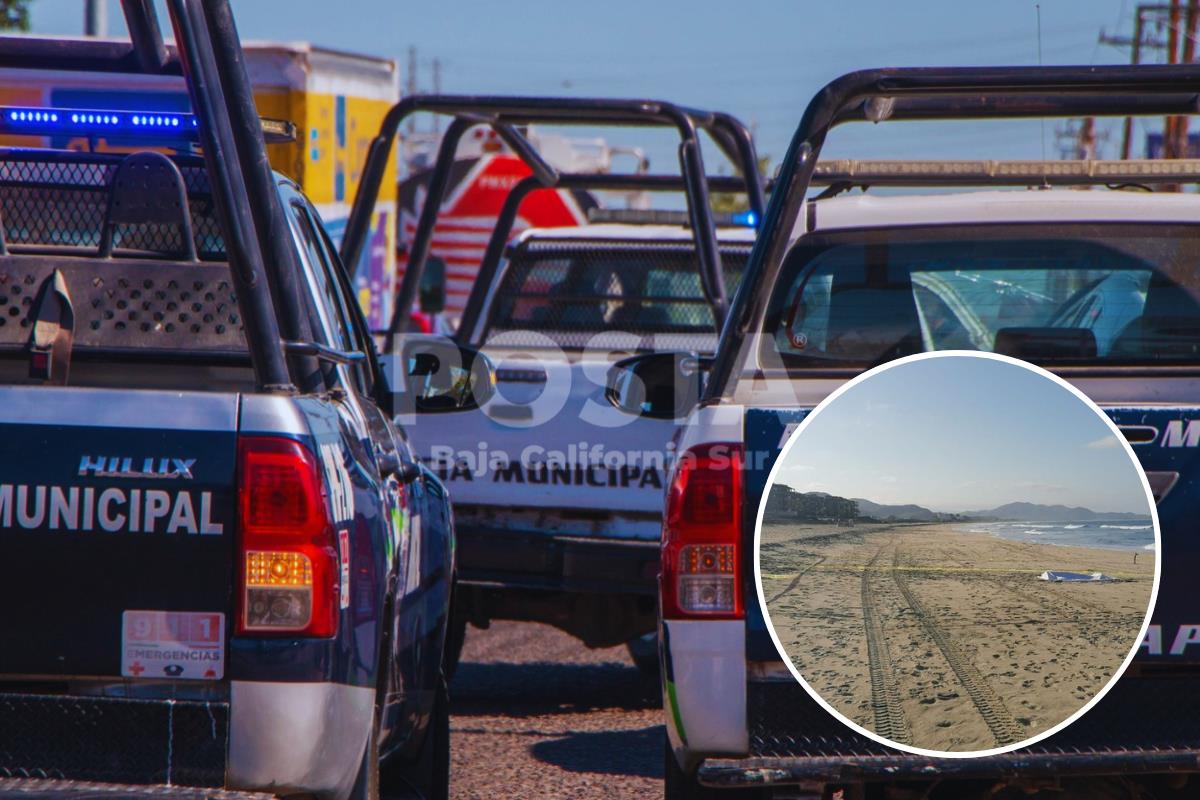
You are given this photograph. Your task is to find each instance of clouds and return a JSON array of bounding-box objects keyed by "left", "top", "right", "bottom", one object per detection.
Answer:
[{"left": 1086, "top": 435, "right": 1121, "bottom": 450}]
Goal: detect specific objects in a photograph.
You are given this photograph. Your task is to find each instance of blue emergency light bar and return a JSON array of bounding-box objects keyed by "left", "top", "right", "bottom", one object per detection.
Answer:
[
  {"left": 1, "top": 106, "right": 196, "bottom": 138},
  {"left": 0, "top": 106, "right": 296, "bottom": 144}
]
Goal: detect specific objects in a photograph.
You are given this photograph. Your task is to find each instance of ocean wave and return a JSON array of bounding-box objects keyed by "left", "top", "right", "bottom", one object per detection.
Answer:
[
  {"left": 1064, "top": 524, "right": 1084, "bottom": 529},
  {"left": 1144, "top": 543, "right": 1157, "bottom": 551},
  {"left": 1100, "top": 524, "right": 1152, "bottom": 530},
  {"left": 1024, "top": 530, "right": 1046, "bottom": 535}
]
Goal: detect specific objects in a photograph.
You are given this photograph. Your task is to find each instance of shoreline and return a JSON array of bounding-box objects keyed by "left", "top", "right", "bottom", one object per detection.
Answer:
[{"left": 951, "top": 521, "right": 1155, "bottom": 553}]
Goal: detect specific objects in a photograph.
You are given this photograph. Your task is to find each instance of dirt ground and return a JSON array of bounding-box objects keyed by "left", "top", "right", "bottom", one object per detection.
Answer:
[
  {"left": 444, "top": 620, "right": 662, "bottom": 800},
  {"left": 759, "top": 522, "right": 1155, "bottom": 752}
]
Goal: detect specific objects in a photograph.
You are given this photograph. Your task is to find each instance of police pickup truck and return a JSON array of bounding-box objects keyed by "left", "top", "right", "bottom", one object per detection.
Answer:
[
  {"left": 429, "top": 219, "right": 754, "bottom": 661},
  {"left": 340, "top": 97, "right": 765, "bottom": 662},
  {"left": 607, "top": 66, "right": 1200, "bottom": 799},
  {"left": 0, "top": 6, "right": 453, "bottom": 799}
]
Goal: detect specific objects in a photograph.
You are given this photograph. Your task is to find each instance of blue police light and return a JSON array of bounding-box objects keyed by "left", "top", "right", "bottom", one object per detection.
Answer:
[
  {"left": 0, "top": 106, "right": 197, "bottom": 139},
  {"left": 731, "top": 210, "right": 759, "bottom": 228}
]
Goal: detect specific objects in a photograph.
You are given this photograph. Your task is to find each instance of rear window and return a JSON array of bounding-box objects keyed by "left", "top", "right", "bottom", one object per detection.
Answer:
[
  {"left": 764, "top": 224, "right": 1200, "bottom": 368},
  {"left": 485, "top": 240, "right": 748, "bottom": 351}
]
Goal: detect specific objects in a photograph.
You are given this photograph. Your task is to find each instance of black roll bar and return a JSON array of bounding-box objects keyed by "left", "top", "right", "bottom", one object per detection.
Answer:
[
  {"left": 705, "top": 64, "right": 1200, "bottom": 399},
  {"left": 198, "top": 0, "right": 321, "bottom": 392},
  {"left": 453, "top": 173, "right": 753, "bottom": 347},
  {"left": 121, "top": 0, "right": 170, "bottom": 74},
  {"left": 339, "top": 96, "right": 765, "bottom": 342},
  {"left": 164, "top": 0, "right": 293, "bottom": 391}
]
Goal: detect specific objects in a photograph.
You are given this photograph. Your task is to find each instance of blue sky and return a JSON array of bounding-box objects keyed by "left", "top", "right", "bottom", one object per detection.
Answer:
[
  {"left": 27, "top": 1, "right": 1160, "bottom": 179},
  {"left": 777, "top": 356, "right": 1150, "bottom": 514}
]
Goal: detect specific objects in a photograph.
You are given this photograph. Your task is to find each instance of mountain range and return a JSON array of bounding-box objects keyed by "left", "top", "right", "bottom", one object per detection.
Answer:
[
  {"left": 961, "top": 501, "right": 1147, "bottom": 522},
  {"left": 787, "top": 491, "right": 1146, "bottom": 523},
  {"left": 851, "top": 498, "right": 962, "bottom": 522}
]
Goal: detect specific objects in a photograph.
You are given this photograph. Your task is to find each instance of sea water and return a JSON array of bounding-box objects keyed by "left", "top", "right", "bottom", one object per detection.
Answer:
[{"left": 957, "top": 521, "right": 1155, "bottom": 551}]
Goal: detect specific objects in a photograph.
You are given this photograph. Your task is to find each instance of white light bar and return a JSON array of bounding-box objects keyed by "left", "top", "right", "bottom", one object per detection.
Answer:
[{"left": 812, "top": 159, "right": 1200, "bottom": 186}]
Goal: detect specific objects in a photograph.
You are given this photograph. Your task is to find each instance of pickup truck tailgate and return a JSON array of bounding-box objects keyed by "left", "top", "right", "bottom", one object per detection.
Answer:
[
  {"left": 415, "top": 355, "right": 673, "bottom": 524},
  {"left": 0, "top": 386, "right": 237, "bottom": 678}
]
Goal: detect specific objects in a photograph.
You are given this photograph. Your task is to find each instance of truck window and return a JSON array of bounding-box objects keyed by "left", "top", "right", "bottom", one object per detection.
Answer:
[
  {"left": 288, "top": 201, "right": 368, "bottom": 393},
  {"left": 764, "top": 224, "right": 1200, "bottom": 369},
  {"left": 485, "top": 243, "right": 750, "bottom": 351}
]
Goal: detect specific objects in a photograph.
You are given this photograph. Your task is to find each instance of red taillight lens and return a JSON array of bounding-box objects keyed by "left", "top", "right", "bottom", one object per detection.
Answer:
[
  {"left": 661, "top": 443, "right": 744, "bottom": 620},
  {"left": 237, "top": 436, "right": 338, "bottom": 637}
]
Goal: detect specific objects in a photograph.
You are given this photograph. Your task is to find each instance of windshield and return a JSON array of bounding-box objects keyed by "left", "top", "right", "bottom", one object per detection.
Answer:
[
  {"left": 763, "top": 223, "right": 1200, "bottom": 369},
  {"left": 485, "top": 241, "right": 748, "bottom": 351}
]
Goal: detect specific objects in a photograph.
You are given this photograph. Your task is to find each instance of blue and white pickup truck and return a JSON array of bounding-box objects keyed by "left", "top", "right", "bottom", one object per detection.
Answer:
[
  {"left": 0, "top": 6, "right": 457, "bottom": 799},
  {"left": 607, "top": 65, "right": 1200, "bottom": 799},
  {"left": 419, "top": 221, "right": 755, "bottom": 661},
  {"left": 348, "top": 97, "right": 766, "bottom": 664}
]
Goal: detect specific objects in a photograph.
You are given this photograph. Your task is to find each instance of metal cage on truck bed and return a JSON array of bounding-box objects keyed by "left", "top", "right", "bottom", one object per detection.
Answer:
[{"left": 337, "top": 96, "right": 766, "bottom": 347}]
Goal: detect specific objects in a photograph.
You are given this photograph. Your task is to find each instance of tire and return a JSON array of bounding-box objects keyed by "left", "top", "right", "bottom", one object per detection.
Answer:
[
  {"left": 383, "top": 672, "right": 450, "bottom": 800},
  {"left": 626, "top": 632, "right": 659, "bottom": 677},
  {"left": 443, "top": 606, "right": 467, "bottom": 682}
]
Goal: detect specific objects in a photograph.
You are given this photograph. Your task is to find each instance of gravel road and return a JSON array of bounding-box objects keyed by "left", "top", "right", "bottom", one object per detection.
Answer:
[{"left": 448, "top": 620, "right": 663, "bottom": 800}]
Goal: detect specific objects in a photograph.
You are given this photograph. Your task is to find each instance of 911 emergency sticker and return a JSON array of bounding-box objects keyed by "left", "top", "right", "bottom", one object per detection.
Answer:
[{"left": 121, "top": 610, "right": 225, "bottom": 680}]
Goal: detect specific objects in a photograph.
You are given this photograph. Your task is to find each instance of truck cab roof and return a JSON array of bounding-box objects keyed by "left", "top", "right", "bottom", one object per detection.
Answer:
[
  {"left": 808, "top": 188, "right": 1200, "bottom": 231},
  {"left": 514, "top": 222, "right": 759, "bottom": 245}
]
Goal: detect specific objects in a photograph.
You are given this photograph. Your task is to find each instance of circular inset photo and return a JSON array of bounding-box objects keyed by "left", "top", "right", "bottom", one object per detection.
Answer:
[{"left": 755, "top": 352, "right": 1159, "bottom": 756}]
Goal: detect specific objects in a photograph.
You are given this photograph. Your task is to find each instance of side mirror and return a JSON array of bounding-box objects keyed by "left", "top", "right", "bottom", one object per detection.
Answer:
[
  {"left": 419, "top": 256, "right": 446, "bottom": 314},
  {"left": 402, "top": 338, "right": 496, "bottom": 413},
  {"left": 606, "top": 351, "right": 706, "bottom": 420}
]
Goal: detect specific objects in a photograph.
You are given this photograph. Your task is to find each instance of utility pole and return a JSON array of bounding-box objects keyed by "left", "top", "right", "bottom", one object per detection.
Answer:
[
  {"left": 1100, "top": 4, "right": 1173, "bottom": 159},
  {"left": 406, "top": 46, "right": 418, "bottom": 135},
  {"left": 1175, "top": 0, "right": 1200, "bottom": 158},
  {"left": 84, "top": 0, "right": 106, "bottom": 37},
  {"left": 431, "top": 57, "right": 442, "bottom": 134},
  {"left": 1165, "top": 0, "right": 1182, "bottom": 158},
  {"left": 1106, "top": 8, "right": 1147, "bottom": 159},
  {"left": 1080, "top": 117, "right": 1097, "bottom": 160}
]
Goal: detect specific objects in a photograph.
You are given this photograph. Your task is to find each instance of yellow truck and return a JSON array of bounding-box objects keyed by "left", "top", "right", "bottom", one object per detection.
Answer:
[{"left": 0, "top": 39, "right": 399, "bottom": 328}]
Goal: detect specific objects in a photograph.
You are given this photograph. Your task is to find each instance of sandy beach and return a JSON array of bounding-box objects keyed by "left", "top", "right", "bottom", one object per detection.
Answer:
[{"left": 759, "top": 521, "right": 1155, "bottom": 752}]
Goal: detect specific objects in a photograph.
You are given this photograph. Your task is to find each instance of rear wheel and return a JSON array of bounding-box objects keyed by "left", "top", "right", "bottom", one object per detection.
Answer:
[
  {"left": 626, "top": 632, "right": 659, "bottom": 677},
  {"left": 383, "top": 673, "right": 450, "bottom": 800},
  {"left": 444, "top": 605, "right": 468, "bottom": 681}
]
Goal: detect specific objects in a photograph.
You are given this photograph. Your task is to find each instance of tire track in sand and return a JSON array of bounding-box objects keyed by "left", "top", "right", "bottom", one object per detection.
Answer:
[
  {"left": 890, "top": 548, "right": 1024, "bottom": 746},
  {"left": 860, "top": 544, "right": 911, "bottom": 744}
]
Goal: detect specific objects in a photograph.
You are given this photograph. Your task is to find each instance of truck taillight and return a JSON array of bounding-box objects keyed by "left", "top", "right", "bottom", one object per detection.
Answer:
[
  {"left": 661, "top": 443, "right": 744, "bottom": 620},
  {"left": 237, "top": 436, "right": 338, "bottom": 637}
]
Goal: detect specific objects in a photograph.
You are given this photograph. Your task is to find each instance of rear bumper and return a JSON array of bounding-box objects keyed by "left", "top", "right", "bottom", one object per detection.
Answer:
[
  {"left": 698, "top": 674, "right": 1200, "bottom": 789},
  {"left": 0, "top": 682, "right": 373, "bottom": 799},
  {"left": 227, "top": 680, "right": 373, "bottom": 799},
  {"left": 456, "top": 526, "right": 659, "bottom": 596}
]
